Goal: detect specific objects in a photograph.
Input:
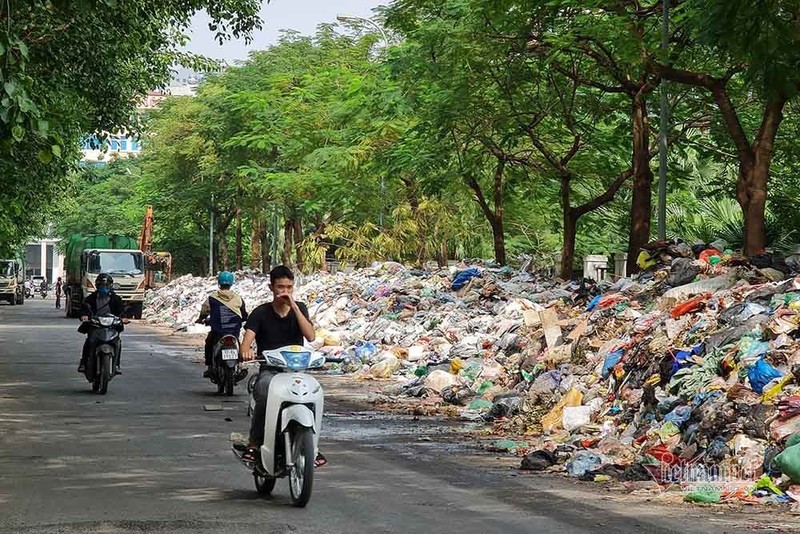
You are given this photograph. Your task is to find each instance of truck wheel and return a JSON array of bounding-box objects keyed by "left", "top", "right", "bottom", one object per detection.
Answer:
[
  {"left": 133, "top": 303, "right": 143, "bottom": 320},
  {"left": 66, "top": 292, "right": 76, "bottom": 318}
]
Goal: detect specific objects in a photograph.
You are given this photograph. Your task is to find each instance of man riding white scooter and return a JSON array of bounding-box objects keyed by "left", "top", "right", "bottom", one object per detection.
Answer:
[{"left": 239, "top": 265, "right": 326, "bottom": 467}]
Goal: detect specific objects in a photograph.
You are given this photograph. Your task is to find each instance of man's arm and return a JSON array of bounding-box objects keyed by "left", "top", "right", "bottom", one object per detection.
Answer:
[
  {"left": 292, "top": 301, "right": 315, "bottom": 343},
  {"left": 197, "top": 298, "right": 210, "bottom": 323},
  {"left": 240, "top": 329, "right": 257, "bottom": 360},
  {"left": 80, "top": 294, "right": 94, "bottom": 320}
]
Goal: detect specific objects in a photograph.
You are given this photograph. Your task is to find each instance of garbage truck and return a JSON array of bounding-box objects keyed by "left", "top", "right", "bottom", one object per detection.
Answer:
[
  {"left": 0, "top": 255, "right": 25, "bottom": 305},
  {"left": 64, "top": 234, "right": 146, "bottom": 319}
]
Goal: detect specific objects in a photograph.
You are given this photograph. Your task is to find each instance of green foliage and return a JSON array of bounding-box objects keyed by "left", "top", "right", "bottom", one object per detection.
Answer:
[
  {"left": 48, "top": 3, "right": 800, "bottom": 273},
  {"left": 0, "top": 0, "right": 261, "bottom": 254}
]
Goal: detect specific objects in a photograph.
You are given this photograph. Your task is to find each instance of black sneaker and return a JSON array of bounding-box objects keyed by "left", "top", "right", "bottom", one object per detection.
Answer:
[
  {"left": 114, "top": 367, "right": 122, "bottom": 375},
  {"left": 203, "top": 368, "right": 213, "bottom": 378}
]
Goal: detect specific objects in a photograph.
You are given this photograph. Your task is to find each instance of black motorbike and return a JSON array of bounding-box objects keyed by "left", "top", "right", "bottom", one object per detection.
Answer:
[
  {"left": 24, "top": 286, "right": 33, "bottom": 299},
  {"left": 209, "top": 333, "right": 247, "bottom": 396},
  {"left": 82, "top": 314, "right": 125, "bottom": 394}
]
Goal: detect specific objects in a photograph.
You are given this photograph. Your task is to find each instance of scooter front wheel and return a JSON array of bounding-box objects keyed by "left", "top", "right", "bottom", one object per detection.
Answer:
[
  {"left": 288, "top": 427, "right": 315, "bottom": 507},
  {"left": 98, "top": 354, "right": 111, "bottom": 395},
  {"left": 254, "top": 472, "right": 276, "bottom": 495}
]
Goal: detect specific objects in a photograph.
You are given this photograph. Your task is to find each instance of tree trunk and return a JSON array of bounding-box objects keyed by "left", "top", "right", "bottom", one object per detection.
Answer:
[
  {"left": 626, "top": 94, "right": 654, "bottom": 275},
  {"left": 282, "top": 217, "right": 293, "bottom": 268},
  {"left": 438, "top": 240, "right": 448, "bottom": 267},
  {"left": 742, "top": 167, "right": 768, "bottom": 255},
  {"left": 251, "top": 217, "right": 262, "bottom": 270},
  {"left": 293, "top": 216, "right": 303, "bottom": 271},
  {"left": 561, "top": 211, "right": 579, "bottom": 281},
  {"left": 235, "top": 207, "right": 243, "bottom": 271},
  {"left": 260, "top": 220, "right": 271, "bottom": 272},
  {"left": 559, "top": 172, "right": 574, "bottom": 279},
  {"left": 489, "top": 217, "right": 506, "bottom": 266},
  {"left": 738, "top": 98, "right": 784, "bottom": 255},
  {"left": 219, "top": 231, "right": 229, "bottom": 271}
]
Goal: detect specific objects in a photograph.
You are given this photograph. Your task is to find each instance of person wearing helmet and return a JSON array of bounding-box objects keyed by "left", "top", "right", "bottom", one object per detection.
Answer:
[
  {"left": 78, "top": 273, "right": 125, "bottom": 374},
  {"left": 196, "top": 271, "right": 248, "bottom": 378}
]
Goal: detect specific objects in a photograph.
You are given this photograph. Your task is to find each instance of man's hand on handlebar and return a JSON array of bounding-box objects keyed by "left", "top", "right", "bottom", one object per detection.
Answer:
[{"left": 240, "top": 347, "right": 256, "bottom": 361}]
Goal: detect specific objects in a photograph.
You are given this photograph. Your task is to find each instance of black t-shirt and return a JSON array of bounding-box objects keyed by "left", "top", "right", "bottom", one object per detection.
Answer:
[{"left": 245, "top": 301, "right": 311, "bottom": 358}]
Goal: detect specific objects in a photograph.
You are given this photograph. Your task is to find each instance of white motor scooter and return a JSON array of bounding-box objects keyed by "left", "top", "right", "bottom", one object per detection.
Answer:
[{"left": 233, "top": 345, "right": 325, "bottom": 507}]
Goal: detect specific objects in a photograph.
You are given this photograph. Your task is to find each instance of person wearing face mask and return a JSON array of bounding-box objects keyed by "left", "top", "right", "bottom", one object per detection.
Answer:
[{"left": 78, "top": 273, "right": 126, "bottom": 374}]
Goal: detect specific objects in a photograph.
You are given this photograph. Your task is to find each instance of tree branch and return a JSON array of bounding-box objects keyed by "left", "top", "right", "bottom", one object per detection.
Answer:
[{"left": 573, "top": 168, "right": 634, "bottom": 218}]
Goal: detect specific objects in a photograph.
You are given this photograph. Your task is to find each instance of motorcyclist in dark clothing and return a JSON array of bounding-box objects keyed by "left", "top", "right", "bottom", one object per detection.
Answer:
[
  {"left": 196, "top": 271, "right": 248, "bottom": 378},
  {"left": 78, "top": 273, "right": 125, "bottom": 374}
]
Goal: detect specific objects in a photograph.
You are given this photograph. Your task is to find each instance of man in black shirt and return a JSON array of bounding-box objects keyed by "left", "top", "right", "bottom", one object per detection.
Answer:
[{"left": 240, "top": 265, "right": 317, "bottom": 463}]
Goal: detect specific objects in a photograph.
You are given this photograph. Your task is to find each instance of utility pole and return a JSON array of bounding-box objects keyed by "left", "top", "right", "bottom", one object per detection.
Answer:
[
  {"left": 657, "top": 0, "right": 670, "bottom": 240},
  {"left": 209, "top": 193, "right": 214, "bottom": 275},
  {"left": 337, "top": 13, "right": 390, "bottom": 227}
]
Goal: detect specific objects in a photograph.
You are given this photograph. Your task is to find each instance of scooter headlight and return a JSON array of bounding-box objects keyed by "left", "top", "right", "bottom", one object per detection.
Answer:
[
  {"left": 280, "top": 351, "right": 311, "bottom": 371},
  {"left": 98, "top": 317, "right": 114, "bottom": 327}
]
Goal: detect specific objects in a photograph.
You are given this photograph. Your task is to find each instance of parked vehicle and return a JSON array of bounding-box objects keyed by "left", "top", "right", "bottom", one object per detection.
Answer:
[{"left": 0, "top": 257, "right": 25, "bottom": 305}]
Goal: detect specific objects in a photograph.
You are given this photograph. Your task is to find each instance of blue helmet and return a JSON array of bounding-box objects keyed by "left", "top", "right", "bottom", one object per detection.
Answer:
[{"left": 217, "top": 271, "right": 234, "bottom": 287}]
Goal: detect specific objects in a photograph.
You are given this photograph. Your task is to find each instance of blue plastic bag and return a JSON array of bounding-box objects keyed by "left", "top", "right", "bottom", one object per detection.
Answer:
[
  {"left": 354, "top": 342, "right": 378, "bottom": 361},
  {"left": 664, "top": 405, "right": 692, "bottom": 427},
  {"left": 451, "top": 268, "right": 481, "bottom": 290},
  {"left": 749, "top": 358, "right": 783, "bottom": 394},
  {"left": 601, "top": 349, "right": 624, "bottom": 379},
  {"left": 586, "top": 294, "right": 602, "bottom": 312},
  {"left": 669, "top": 343, "right": 704, "bottom": 377}
]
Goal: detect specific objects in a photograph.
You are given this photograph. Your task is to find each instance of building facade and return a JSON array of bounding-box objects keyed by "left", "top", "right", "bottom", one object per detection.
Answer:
[{"left": 24, "top": 238, "right": 65, "bottom": 285}]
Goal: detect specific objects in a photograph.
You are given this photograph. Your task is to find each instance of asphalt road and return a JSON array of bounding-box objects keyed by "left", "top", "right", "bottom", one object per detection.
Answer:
[{"left": 0, "top": 299, "right": 789, "bottom": 533}]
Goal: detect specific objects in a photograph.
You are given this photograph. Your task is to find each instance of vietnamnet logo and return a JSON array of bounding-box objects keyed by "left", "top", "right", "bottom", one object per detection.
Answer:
[{"left": 647, "top": 449, "right": 759, "bottom": 497}]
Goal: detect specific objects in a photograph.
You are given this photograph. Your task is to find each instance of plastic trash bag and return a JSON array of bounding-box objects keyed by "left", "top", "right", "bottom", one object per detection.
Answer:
[
  {"left": 353, "top": 341, "right": 378, "bottom": 361},
  {"left": 666, "top": 258, "right": 699, "bottom": 287},
  {"left": 777, "top": 396, "right": 800, "bottom": 420},
  {"left": 775, "top": 444, "right": 800, "bottom": 483},
  {"left": 748, "top": 358, "right": 783, "bottom": 394},
  {"left": 451, "top": 268, "right": 481, "bottom": 290},
  {"left": 566, "top": 451, "right": 605, "bottom": 477},
  {"left": 562, "top": 405, "right": 594, "bottom": 432},
  {"left": 541, "top": 388, "right": 583, "bottom": 432},
  {"left": 664, "top": 405, "right": 692, "bottom": 427},
  {"left": 520, "top": 450, "right": 556, "bottom": 471},
  {"left": 601, "top": 349, "right": 624, "bottom": 379}
]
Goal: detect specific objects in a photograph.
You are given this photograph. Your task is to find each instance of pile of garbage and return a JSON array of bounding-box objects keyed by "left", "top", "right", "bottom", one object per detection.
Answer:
[{"left": 143, "top": 239, "right": 800, "bottom": 504}]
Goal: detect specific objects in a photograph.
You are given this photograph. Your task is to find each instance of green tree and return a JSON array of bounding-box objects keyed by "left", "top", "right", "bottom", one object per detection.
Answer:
[
  {"left": 656, "top": 0, "right": 800, "bottom": 255},
  {"left": 0, "top": 0, "right": 261, "bottom": 254}
]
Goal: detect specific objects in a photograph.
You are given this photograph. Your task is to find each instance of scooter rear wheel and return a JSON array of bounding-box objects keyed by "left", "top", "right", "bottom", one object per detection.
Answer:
[{"left": 225, "top": 367, "right": 235, "bottom": 396}]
